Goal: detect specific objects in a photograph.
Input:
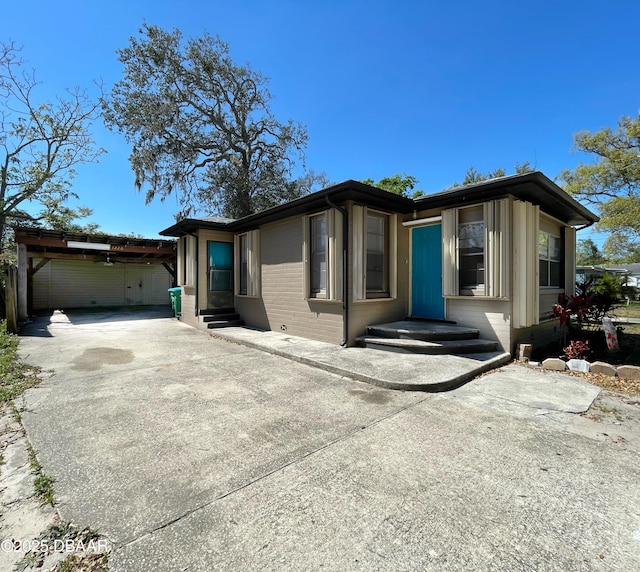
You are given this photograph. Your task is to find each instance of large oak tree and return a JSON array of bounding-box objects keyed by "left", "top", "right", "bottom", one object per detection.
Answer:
[{"left": 102, "top": 24, "right": 309, "bottom": 219}]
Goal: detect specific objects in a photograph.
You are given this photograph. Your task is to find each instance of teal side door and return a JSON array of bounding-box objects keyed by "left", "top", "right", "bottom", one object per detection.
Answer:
[
  {"left": 411, "top": 224, "right": 445, "bottom": 319},
  {"left": 208, "top": 241, "right": 233, "bottom": 308}
]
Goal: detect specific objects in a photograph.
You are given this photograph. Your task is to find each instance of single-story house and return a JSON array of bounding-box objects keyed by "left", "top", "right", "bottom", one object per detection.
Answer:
[
  {"left": 604, "top": 263, "right": 640, "bottom": 290},
  {"left": 14, "top": 227, "right": 176, "bottom": 319},
  {"left": 576, "top": 266, "right": 630, "bottom": 286},
  {"left": 159, "top": 171, "right": 598, "bottom": 355}
]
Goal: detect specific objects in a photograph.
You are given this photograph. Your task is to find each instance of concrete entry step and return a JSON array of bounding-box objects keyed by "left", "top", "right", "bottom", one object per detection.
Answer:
[
  {"left": 207, "top": 319, "right": 245, "bottom": 329},
  {"left": 202, "top": 313, "right": 241, "bottom": 322},
  {"left": 200, "top": 308, "right": 236, "bottom": 316},
  {"left": 367, "top": 320, "right": 481, "bottom": 342},
  {"left": 356, "top": 335, "right": 499, "bottom": 355}
]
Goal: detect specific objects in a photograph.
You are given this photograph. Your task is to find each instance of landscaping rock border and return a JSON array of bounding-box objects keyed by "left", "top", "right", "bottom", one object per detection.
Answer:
[{"left": 533, "top": 357, "right": 640, "bottom": 379}]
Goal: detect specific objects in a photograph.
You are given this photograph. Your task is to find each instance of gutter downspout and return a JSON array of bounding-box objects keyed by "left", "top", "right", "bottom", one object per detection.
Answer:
[{"left": 326, "top": 196, "right": 349, "bottom": 347}]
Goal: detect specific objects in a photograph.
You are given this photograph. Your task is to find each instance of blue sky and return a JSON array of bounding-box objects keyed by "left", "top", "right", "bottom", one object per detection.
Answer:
[{"left": 4, "top": 1, "right": 639, "bottom": 242}]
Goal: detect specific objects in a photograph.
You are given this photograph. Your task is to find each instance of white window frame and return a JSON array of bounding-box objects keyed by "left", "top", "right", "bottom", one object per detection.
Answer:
[
  {"left": 353, "top": 206, "right": 397, "bottom": 301},
  {"left": 539, "top": 230, "right": 562, "bottom": 289},
  {"left": 457, "top": 205, "right": 486, "bottom": 293},
  {"left": 234, "top": 229, "right": 261, "bottom": 297},
  {"left": 184, "top": 235, "right": 197, "bottom": 287},
  {"left": 442, "top": 199, "right": 510, "bottom": 299},
  {"left": 303, "top": 209, "right": 343, "bottom": 301},
  {"left": 309, "top": 213, "right": 328, "bottom": 298}
]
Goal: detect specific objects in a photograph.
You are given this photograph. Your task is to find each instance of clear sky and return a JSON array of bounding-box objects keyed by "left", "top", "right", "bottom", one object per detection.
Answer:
[{"left": 3, "top": 0, "right": 639, "bottom": 242}]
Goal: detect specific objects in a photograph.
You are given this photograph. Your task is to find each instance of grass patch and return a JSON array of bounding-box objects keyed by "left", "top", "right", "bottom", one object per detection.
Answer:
[
  {"left": 613, "top": 301, "right": 640, "bottom": 320},
  {"left": 0, "top": 320, "right": 41, "bottom": 403},
  {"left": 53, "top": 553, "right": 109, "bottom": 572},
  {"left": 14, "top": 522, "right": 109, "bottom": 572},
  {"left": 26, "top": 443, "right": 56, "bottom": 506}
]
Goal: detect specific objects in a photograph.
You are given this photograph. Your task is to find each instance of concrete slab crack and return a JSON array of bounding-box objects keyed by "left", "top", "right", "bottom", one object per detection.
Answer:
[{"left": 115, "top": 393, "right": 433, "bottom": 552}]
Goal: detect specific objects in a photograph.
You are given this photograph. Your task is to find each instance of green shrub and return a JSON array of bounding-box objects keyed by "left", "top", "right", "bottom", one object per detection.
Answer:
[{"left": 0, "top": 320, "right": 41, "bottom": 402}]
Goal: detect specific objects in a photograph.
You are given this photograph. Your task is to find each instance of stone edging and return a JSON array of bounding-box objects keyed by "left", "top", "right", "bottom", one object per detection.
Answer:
[{"left": 529, "top": 357, "right": 640, "bottom": 380}]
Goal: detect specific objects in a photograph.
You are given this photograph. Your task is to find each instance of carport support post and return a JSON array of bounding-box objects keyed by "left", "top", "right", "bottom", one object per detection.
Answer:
[{"left": 17, "top": 243, "right": 28, "bottom": 321}]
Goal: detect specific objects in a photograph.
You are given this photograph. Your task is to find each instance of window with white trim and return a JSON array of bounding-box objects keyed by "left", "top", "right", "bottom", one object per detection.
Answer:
[
  {"left": 239, "top": 233, "right": 249, "bottom": 295},
  {"left": 366, "top": 211, "right": 390, "bottom": 297},
  {"left": 304, "top": 210, "right": 343, "bottom": 301},
  {"left": 310, "top": 214, "right": 327, "bottom": 296},
  {"left": 353, "top": 206, "right": 396, "bottom": 300},
  {"left": 183, "top": 235, "right": 197, "bottom": 286},
  {"left": 539, "top": 231, "right": 561, "bottom": 288},
  {"left": 458, "top": 205, "right": 485, "bottom": 291},
  {"left": 235, "top": 230, "right": 260, "bottom": 297},
  {"left": 442, "top": 199, "right": 509, "bottom": 298}
]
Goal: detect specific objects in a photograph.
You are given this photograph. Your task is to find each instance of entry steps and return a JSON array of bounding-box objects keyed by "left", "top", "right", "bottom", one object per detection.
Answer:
[
  {"left": 356, "top": 320, "right": 499, "bottom": 355},
  {"left": 199, "top": 308, "right": 245, "bottom": 329}
]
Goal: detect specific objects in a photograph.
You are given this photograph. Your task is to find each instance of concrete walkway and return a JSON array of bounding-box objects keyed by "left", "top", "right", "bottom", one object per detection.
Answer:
[
  {"left": 209, "top": 326, "right": 511, "bottom": 391},
  {"left": 11, "top": 309, "right": 631, "bottom": 572}
]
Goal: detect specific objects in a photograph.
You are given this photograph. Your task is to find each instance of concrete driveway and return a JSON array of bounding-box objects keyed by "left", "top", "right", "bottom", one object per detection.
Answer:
[{"left": 17, "top": 309, "right": 640, "bottom": 571}]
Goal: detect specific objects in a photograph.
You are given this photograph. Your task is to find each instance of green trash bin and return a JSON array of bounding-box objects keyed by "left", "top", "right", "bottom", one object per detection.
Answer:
[{"left": 168, "top": 287, "right": 182, "bottom": 317}]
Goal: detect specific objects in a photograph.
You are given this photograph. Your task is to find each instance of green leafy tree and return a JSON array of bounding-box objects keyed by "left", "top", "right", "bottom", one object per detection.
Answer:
[
  {"left": 361, "top": 173, "right": 424, "bottom": 198},
  {"left": 603, "top": 233, "right": 640, "bottom": 264},
  {"left": 559, "top": 115, "right": 640, "bottom": 257},
  {"left": 102, "top": 24, "right": 309, "bottom": 219},
  {"left": 576, "top": 238, "right": 606, "bottom": 266},
  {"left": 450, "top": 162, "right": 533, "bottom": 188},
  {"left": 0, "top": 41, "right": 103, "bottom": 257}
]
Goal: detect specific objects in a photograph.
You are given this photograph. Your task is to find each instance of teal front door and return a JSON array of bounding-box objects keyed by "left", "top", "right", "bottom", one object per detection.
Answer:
[
  {"left": 411, "top": 224, "right": 445, "bottom": 319},
  {"left": 208, "top": 241, "right": 233, "bottom": 308}
]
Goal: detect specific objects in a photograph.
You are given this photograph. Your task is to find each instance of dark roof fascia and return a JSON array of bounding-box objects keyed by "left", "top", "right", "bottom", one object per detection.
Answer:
[
  {"left": 159, "top": 172, "right": 598, "bottom": 236},
  {"left": 413, "top": 171, "right": 599, "bottom": 226},
  {"left": 159, "top": 180, "right": 415, "bottom": 236},
  {"left": 159, "top": 218, "right": 232, "bottom": 237}
]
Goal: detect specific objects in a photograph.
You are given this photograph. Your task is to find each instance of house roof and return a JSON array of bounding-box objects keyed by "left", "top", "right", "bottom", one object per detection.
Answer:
[
  {"left": 414, "top": 171, "right": 598, "bottom": 226},
  {"left": 159, "top": 171, "right": 598, "bottom": 237},
  {"left": 159, "top": 180, "right": 414, "bottom": 236},
  {"left": 608, "top": 263, "right": 640, "bottom": 275}
]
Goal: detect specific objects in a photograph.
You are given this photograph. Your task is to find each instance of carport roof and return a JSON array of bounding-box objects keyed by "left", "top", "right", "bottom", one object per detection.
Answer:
[
  {"left": 14, "top": 227, "right": 176, "bottom": 264},
  {"left": 159, "top": 171, "right": 598, "bottom": 236}
]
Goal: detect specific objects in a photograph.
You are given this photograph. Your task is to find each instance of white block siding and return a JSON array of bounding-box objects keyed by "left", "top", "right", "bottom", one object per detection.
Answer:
[
  {"left": 446, "top": 298, "right": 511, "bottom": 352},
  {"left": 32, "top": 259, "right": 172, "bottom": 310}
]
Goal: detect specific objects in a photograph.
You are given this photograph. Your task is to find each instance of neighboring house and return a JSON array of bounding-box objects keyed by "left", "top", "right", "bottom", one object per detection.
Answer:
[
  {"left": 14, "top": 227, "right": 176, "bottom": 318},
  {"left": 576, "top": 266, "right": 631, "bottom": 287},
  {"left": 605, "top": 263, "right": 640, "bottom": 290},
  {"left": 159, "top": 171, "right": 598, "bottom": 354}
]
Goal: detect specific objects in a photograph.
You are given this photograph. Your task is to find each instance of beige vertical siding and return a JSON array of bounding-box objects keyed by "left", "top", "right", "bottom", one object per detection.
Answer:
[
  {"left": 32, "top": 259, "right": 50, "bottom": 310},
  {"left": 31, "top": 259, "right": 171, "bottom": 310},
  {"left": 447, "top": 298, "right": 511, "bottom": 351}
]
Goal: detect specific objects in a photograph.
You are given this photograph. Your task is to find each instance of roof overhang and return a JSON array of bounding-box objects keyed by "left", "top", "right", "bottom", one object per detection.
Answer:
[
  {"left": 159, "top": 172, "right": 598, "bottom": 236},
  {"left": 159, "top": 180, "right": 415, "bottom": 236},
  {"left": 414, "top": 171, "right": 598, "bottom": 227}
]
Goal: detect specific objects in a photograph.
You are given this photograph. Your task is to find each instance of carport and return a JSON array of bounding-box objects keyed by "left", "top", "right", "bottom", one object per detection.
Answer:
[{"left": 14, "top": 227, "right": 176, "bottom": 319}]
